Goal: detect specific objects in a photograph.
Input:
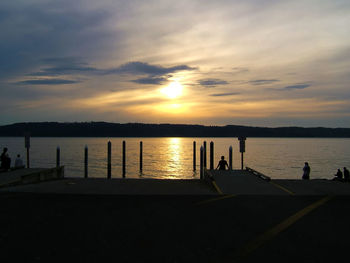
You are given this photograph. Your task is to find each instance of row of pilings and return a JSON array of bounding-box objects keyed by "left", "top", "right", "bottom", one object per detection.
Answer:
[{"left": 55, "top": 140, "right": 237, "bottom": 179}]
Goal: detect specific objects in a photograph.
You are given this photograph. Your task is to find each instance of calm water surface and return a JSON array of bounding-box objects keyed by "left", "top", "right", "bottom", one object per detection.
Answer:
[{"left": 1, "top": 137, "right": 349, "bottom": 180}]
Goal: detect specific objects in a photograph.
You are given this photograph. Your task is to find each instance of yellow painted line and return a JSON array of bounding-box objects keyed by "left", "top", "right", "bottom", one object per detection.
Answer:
[
  {"left": 212, "top": 180, "right": 224, "bottom": 195},
  {"left": 233, "top": 195, "right": 333, "bottom": 260},
  {"left": 206, "top": 170, "right": 224, "bottom": 195},
  {"left": 195, "top": 194, "right": 236, "bottom": 206},
  {"left": 269, "top": 181, "right": 295, "bottom": 195}
]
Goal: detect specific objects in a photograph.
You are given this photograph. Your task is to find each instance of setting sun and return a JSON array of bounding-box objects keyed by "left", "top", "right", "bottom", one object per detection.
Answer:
[{"left": 160, "top": 81, "right": 183, "bottom": 99}]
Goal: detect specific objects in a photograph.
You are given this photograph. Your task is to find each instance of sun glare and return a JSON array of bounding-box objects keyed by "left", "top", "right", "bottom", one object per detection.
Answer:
[{"left": 161, "top": 81, "right": 183, "bottom": 99}]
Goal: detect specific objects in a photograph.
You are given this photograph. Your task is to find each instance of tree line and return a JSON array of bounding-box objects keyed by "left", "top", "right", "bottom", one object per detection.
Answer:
[{"left": 0, "top": 122, "right": 349, "bottom": 137}]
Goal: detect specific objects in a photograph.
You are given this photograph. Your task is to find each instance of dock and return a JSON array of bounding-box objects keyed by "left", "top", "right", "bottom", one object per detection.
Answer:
[{"left": 1, "top": 167, "right": 350, "bottom": 262}]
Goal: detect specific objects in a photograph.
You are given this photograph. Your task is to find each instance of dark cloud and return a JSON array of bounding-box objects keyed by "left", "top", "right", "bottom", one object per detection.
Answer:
[
  {"left": 284, "top": 84, "right": 311, "bottom": 90},
  {"left": 131, "top": 77, "right": 168, "bottom": 85},
  {"left": 109, "top": 62, "right": 197, "bottom": 76},
  {"left": 199, "top": 78, "right": 228, "bottom": 86},
  {"left": 17, "top": 79, "right": 80, "bottom": 85},
  {"left": 29, "top": 58, "right": 99, "bottom": 76},
  {"left": 210, "top": 92, "right": 240, "bottom": 97},
  {"left": 249, "top": 79, "right": 280, "bottom": 85},
  {"left": 22, "top": 58, "right": 194, "bottom": 86}
]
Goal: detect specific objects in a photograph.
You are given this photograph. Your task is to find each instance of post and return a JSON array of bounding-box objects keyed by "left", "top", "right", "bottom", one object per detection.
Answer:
[
  {"left": 56, "top": 146, "right": 60, "bottom": 168},
  {"left": 24, "top": 133, "right": 30, "bottom": 168},
  {"left": 26, "top": 148, "right": 30, "bottom": 168},
  {"left": 203, "top": 141, "right": 207, "bottom": 168},
  {"left": 238, "top": 137, "right": 246, "bottom": 170},
  {"left": 139, "top": 141, "right": 143, "bottom": 173},
  {"left": 107, "top": 141, "right": 111, "bottom": 179},
  {"left": 210, "top": 141, "right": 214, "bottom": 170},
  {"left": 122, "top": 140, "right": 126, "bottom": 178},
  {"left": 193, "top": 141, "right": 196, "bottom": 171},
  {"left": 84, "top": 145, "right": 88, "bottom": 178},
  {"left": 200, "top": 146, "right": 204, "bottom": 180},
  {"left": 229, "top": 146, "right": 233, "bottom": 170}
]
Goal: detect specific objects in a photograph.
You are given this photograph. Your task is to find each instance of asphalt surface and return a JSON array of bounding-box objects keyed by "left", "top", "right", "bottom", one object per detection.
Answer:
[{"left": 1, "top": 193, "right": 349, "bottom": 262}]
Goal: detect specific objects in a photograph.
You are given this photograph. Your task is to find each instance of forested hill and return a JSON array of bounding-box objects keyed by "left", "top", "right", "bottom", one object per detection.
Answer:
[{"left": 0, "top": 122, "right": 349, "bottom": 137}]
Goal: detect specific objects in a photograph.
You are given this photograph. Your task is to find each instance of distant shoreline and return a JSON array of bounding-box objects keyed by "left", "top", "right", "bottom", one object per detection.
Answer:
[{"left": 1, "top": 122, "right": 350, "bottom": 138}]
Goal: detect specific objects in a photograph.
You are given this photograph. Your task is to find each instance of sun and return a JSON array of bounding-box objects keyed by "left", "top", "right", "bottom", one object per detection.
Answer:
[{"left": 161, "top": 81, "right": 183, "bottom": 99}]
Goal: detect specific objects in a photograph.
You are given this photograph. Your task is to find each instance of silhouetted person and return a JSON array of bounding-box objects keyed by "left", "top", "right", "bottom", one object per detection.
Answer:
[
  {"left": 302, "top": 162, "right": 310, "bottom": 180},
  {"left": 344, "top": 167, "right": 350, "bottom": 182},
  {"left": 15, "top": 154, "right": 24, "bottom": 168},
  {"left": 1, "top": 147, "right": 11, "bottom": 171},
  {"left": 333, "top": 169, "right": 343, "bottom": 181},
  {"left": 216, "top": 156, "right": 229, "bottom": 170}
]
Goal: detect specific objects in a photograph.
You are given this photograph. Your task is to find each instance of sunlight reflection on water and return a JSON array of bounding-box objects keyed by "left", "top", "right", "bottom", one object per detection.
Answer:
[{"left": 0, "top": 137, "right": 349, "bottom": 180}]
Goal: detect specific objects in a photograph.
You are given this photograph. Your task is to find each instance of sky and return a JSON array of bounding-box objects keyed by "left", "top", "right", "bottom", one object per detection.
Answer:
[{"left": 1, "top": 0, "right": 350, "bottom": 127}]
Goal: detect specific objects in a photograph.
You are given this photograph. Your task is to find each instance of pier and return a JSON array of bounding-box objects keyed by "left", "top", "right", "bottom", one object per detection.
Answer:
[
  {"left": 1, "top": 167, "right": 350, "bottom": 262},
  {"left": 1, "top": 137, "right": 350, "bottom": 262}
]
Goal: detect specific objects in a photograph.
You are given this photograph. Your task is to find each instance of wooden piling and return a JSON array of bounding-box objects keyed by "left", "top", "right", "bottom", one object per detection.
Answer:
[
  {"left": 107, "top": 141, "right": 111, "bottom": 179},
  {"left": 24, "top": 133, "right": 30, "bottom": 168},
  {"left": 56, "top": 146, "right": 60, "bottom": 168},
  {"left": 200, "top": 146, "right": 204, "bottom": 179},
  {"left": 140, "top": 141, "right": 143, "bottom": 173},
  {"left": 210, "top": 141, "right": 214, "bottom": 170},
  {"left": 84, "top": 145, "right": 88, "bottom": 178},
  {"left": 204, "top": 141, "right": 207, "bottom": 168},
  {"left": 193, "top": 141, "right": 196, "bottom": 171},
  {"left": 122, "top": 140, "right": 126, "bottom": 178},
  {"left": 229, "top": 146, "right": 233, "bottom": 170}
]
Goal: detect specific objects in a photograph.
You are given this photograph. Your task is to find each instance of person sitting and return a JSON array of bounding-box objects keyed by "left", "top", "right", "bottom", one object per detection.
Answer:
[
  {"left": 343, "top": 167, "right": 349, "bottom": 182},
  {"left": 216, "top": 156, "right": 229, "bottom": 170},
  {"left": 302, "top": 162, "right": 310, "bottom": 180},
  {"left": 0, "top": 147, "right": 11, "bottom": 171},
  {"left": 14, "top": 154, "right": 24, "bottom": 168},
  {"left": 333, "top": 169, "right": 343, "bottom": 181}
]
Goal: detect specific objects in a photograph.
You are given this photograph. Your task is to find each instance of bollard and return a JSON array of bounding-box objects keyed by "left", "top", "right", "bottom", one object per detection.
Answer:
[
  {"left": 210, "top": 141, "right": 214, "bottom": 170},
  {"left": 139, "top": 141, "right": 143, "bottom": 173},
  {"left": 84, "top": 145, "right": 88, "bottom": 178},
  {"left": 241, "top": 152, "right": 244, "bottom": 170},
  {"left": 107, "top": 141, "right": 111, "bottom": 179},
  {"left": 193, "top": 141, "right": 196, "bottom": 171},
  {"left": 122, "top": 140, "right": 126, "bottom": 178},
  {"left": 203, "top": 141, "right": 207, "bottom": 168},
  {"left": 200, "top": 146, "right": 204, "bottom": 180},
  {"left": 25, "top": 133, "right": 30, "bottom": 168},
  {"left": 229, "top": 146, "right": 233, "bottom": 170},
  {"left": 56, "top": 146, "right": 60, "bottom": 168}
]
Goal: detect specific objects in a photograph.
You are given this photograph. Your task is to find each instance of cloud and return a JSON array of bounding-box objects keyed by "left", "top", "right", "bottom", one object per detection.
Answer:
[
  {"left": 284, "top": 84, "right": 311, "bottom": 90},
  {"left": 131, "top": 77, "right": 168, "bottom": 85},
  {"left": 17, "top": 79, "right": 80, "bottom": 85},
  {"left": 109, "top": 62, "right": 197, "bottom": 76},
  {"left": 23, "top": 58, "right": 194, "bottom": 86},
  {"left": 29, "top": 58, "right": 99, "bottom": 76},
  {"left": 232, "top": 67, "right": 249, "bottom": 74},
  {"left": 210, "top": 92, "right": 240, "bottom": 97},
  {"left": 249, "top": 79, "right": 280, "bottom": 85},
  {"left": 199, "top": 78, "right": 228, "bottom": 86}
]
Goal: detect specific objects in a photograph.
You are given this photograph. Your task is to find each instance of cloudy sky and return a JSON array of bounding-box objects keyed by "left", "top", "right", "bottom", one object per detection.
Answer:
[{"left": 1, "top": 0, "right": 350, "bottom": 127}]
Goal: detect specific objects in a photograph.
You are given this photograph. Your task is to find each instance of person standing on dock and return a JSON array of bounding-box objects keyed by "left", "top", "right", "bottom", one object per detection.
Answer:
[
  {"left": 302, "top": 162, "right": 310, "bottom": 180},
  {"left": 344, "top": 167, "right": 350, "bottom": 182},
  {"left": 216, "top": 156, "right": 229, "bottom": 170}
]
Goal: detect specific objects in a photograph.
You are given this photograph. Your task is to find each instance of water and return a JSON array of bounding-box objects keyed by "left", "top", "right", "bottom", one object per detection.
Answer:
[{"left": 1, "top": 137, "right": 349, "bottom": 180}]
